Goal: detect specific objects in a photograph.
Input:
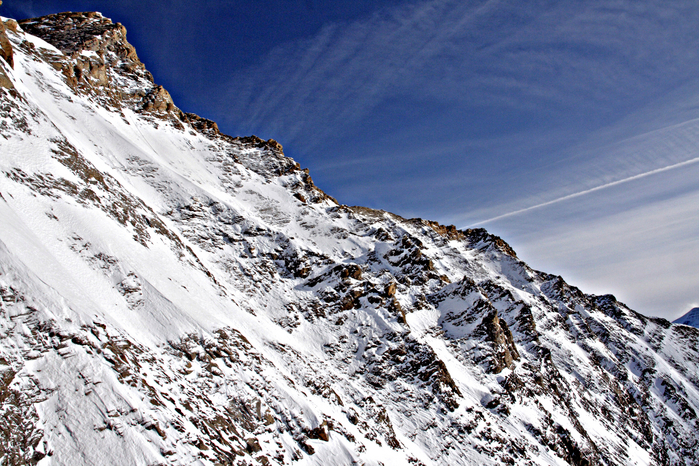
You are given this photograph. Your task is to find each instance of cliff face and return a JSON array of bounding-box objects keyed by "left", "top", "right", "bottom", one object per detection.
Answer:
[{"left": 1, "top": 12, "right": 698, "bottom": 466}]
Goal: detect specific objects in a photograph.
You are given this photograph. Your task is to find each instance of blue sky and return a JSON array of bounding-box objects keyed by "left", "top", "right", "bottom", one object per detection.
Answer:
[{"left": 3, "top": 1, "right": 698, "bottom": 319}]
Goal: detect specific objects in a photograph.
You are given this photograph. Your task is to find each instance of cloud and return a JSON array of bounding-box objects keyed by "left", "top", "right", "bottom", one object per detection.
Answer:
[
  {"left": 447, "top": 75, "right": 699, "bottom": 225},
  {"left": 468, "top": 154, "right": 699, "bottom": 227},
  {"left": 221, "top": 0, "right": 699, "bottom": 151},
  {"left": 215, "top": 0, "right": 699, "bottom": 240},
  {"left": 481, "top": 159, "right": 699, "bottom": 320}
]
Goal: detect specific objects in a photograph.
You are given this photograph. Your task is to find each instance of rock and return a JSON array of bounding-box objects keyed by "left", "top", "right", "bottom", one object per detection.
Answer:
[
  {"left": 0, "top": 20, "right": 13, "bottom": 69},
  {"left": 3, "top": 19, "right": 19, "bottom": 33},
  {"left": 266, "top": 138, "right": 283, "bottom": 153},
  {"left": 308, "top": 421, "right": 330, "bottom": 442},
  {"left": 183, "top": 112, "right": 219, "bottom": 134},
  {"left": 463, "top": 228, "right": 518, "bottom": 257},
  {"left": 19, "top": 12, "right": 138, "bottom": 60},
  {"left": 477, "top": 310, "right": 520, "bottom": 373},
  {"left": 340, "top": 294, "right": 357, "bottom": 311},
  {"left": 234, "top": 135, "right": 284, "bottom": 154},
  {"left": 0, "top": 68, "right": 12, "bottom": 89},
  {"left": 411, "top": 218, "right": 465, "bottom": 241},
  {"left": 88, "top": 59, "right": 108, "bottom": 85},
  {"left": 373, "top": 227, "right": 393, "bottom": 241},
  {"left": 340, "top": 264, "right": 362, "bottom": 280},
  {"left": 389, "top": 298, "right": 407, "bottom": 323},
  {"left": 141, "top": 85, "right": 175, "bottom": 113},
  {"left": 245, "top": 437, "right": 262, "bottom": 453}
]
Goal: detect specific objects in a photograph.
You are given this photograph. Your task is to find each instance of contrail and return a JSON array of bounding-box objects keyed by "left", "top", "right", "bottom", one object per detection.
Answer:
[{"left": 469, "top": 156, "right": 699, "bottom": 227}]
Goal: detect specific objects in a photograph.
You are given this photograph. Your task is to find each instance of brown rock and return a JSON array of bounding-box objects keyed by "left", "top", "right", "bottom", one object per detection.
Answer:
[
  {"left": 266, "top": 138, "right": 283, "bottom": 152},
  {"left": 0, "top": 68, "right": 12, "bottom": 89},
  {"left": 478, "top": 310, "right": 520, "bottom": 373},
  {"left": 0, "top": 20, "right": 13, "bottom": 69},
  {"left": 183, "top": 112, "right": 219, "bottom": 134},
  {"left": 19, "top": 12, "right": 138, "bottom": 60},
  {"left": 234, "top": 135, "right": 284, "bottom": 154},
  {"left": 463, "top": 228, "right": 518, "bottom": 257},
  {"left": 308, "top": 421, "right": 330, "bottom": 442},
  {"left": 89, "top": 59, "right": 108, "bottom": 86},
  {"left": 340, "top": 264, "right": 362, "bottom": 280},
  {"left": 3, "top": 19, "right": 19, "bottom": 33},
  {"left": 389, "top": 298, "right": 407, "bottom": 324},
  {"left": 142, "top": 85, "right": 174, "bottom": 113},
  {"left": 340, "top": 294, "right": 356, "bottom": 311},
  {"left": 245, "top": 437, "right": 262, "bottom": 453}
]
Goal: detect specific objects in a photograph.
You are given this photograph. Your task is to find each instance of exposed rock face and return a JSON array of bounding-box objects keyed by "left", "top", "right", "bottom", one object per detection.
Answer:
[
  {"left": 1, "top": 11, "right": 699, "bottom": 466},
  {"left": 477, "top": 310, "right": 520, "bottom": 373},
  {"left": 141, "top": 84, "right": 175, "bottom": 113},
  {"left": 0, "top": 19, "right": 13, "bottom": 69},
  {"left": 0, "top": 67, "right": 11, "bottom": 89},
  {"left": 19, "top": 12, "right": 136, "bottom": 57},
  {"left": 0, "top": 18, "right": 14, "bottom": 89},
  {"left": 18, "top": 12, "right": 155, "bottom": 111}
]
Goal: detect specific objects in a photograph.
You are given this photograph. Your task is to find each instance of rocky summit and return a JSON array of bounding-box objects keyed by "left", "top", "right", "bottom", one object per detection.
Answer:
[{"left": 0, "top": 11, "right": 698, "bottom": 466}]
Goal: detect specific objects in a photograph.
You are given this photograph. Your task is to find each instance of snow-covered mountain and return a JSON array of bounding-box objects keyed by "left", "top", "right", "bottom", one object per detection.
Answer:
[
  {"left": 1, "top": 12, "right": 698, "bottom": 466},
  {"left": 674, "top": 308, "right": 699, "bottom": 329}
]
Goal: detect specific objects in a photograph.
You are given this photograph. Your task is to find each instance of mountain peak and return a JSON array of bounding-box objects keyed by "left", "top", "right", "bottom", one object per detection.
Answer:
[
  {"left": 19, "top": 11, "right": 134, "bottom": 57},
  {"left": 674, "top": 307, "right": 699, "bottom": 328}
]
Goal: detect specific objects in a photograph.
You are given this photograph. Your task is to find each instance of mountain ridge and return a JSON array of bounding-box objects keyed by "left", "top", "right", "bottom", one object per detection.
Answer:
[
  {"left": 674, "top": 307, "right": 699, "bottom": 328},
  {"left": 0, "top": 11, "right": 698, "bottom": 466}
]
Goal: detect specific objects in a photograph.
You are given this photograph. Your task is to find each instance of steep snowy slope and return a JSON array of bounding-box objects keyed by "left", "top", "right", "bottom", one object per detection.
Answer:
[
  {"left": 1, "top": 12, "right": 698, "bottom": 466},
  {"left": 674, "top": 308, "right": 699, "bottom": 329}
]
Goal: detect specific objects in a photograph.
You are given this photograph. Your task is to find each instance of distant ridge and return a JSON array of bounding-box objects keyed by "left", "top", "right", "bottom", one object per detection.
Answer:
[{"left": 674, "top": 307, "right": 699, "bottom": 328}]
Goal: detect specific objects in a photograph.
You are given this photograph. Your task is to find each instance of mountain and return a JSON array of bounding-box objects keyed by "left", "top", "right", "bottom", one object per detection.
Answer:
[
  {"left": 674, "top": 308, "right": 699, "bottom": 328},
  {"left": 1, "top": 11, "right": 698, "bottom": 466}
]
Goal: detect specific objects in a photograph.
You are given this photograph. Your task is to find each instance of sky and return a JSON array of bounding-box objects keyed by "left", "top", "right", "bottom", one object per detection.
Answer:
[{"left": 2, "top": 0, "right": 698, "bottom": 320}]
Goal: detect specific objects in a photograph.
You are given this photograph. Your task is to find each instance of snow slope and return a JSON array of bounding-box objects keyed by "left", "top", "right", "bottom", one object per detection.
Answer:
[{"left": 0, "top": 12, "right": 698, "bottom": 466}]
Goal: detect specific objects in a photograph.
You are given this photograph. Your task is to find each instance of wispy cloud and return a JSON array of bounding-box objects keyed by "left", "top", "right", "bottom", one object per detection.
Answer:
[
  {"left": 494, "top": 167, "right": 699, "bottom": 320},
  {"left": 215, "top": 0, "right": 699, "bottom": 247},
  {"left": 221, "top": 0, "right": 699, "bottom": 152},
  {"left": 468, "top": 154, "right": 699, "bottom": 227}
]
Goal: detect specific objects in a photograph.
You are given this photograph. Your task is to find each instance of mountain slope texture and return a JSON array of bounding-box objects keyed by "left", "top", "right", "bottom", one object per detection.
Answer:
[
  {"left": 674, "top": 308, "right": 699, "bottom": 329},
  {"left": 1, "top": 12, "right": 698, "bottom": 466}
]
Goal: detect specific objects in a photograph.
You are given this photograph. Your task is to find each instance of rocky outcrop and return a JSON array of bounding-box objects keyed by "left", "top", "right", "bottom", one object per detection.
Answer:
[
  {"left": 18, "top": 12, "right": 154, "bottom": 111},
  {"left": 0, "top": 16, "right": 13, "bottom": 89},
  {"left": 14, "top": 12, "right": 337, "bottom": 208},
  {"left": 0, "top": 18, "right": 14, "bottom": 69},
  {"left": 141, "top": 85, "right": 175, "bottom": 113},
  {"left": 463, "top": 227, "right": 518, "bottom": 257},
  {"left": 234, "top": 135, "right": 284, "bottom": 153},
  {"left": 477, "top": 310, "right": 520, "bottom": 373},
  {"left": 18, "top": 11, "right": 138, "bottom": 62}
]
